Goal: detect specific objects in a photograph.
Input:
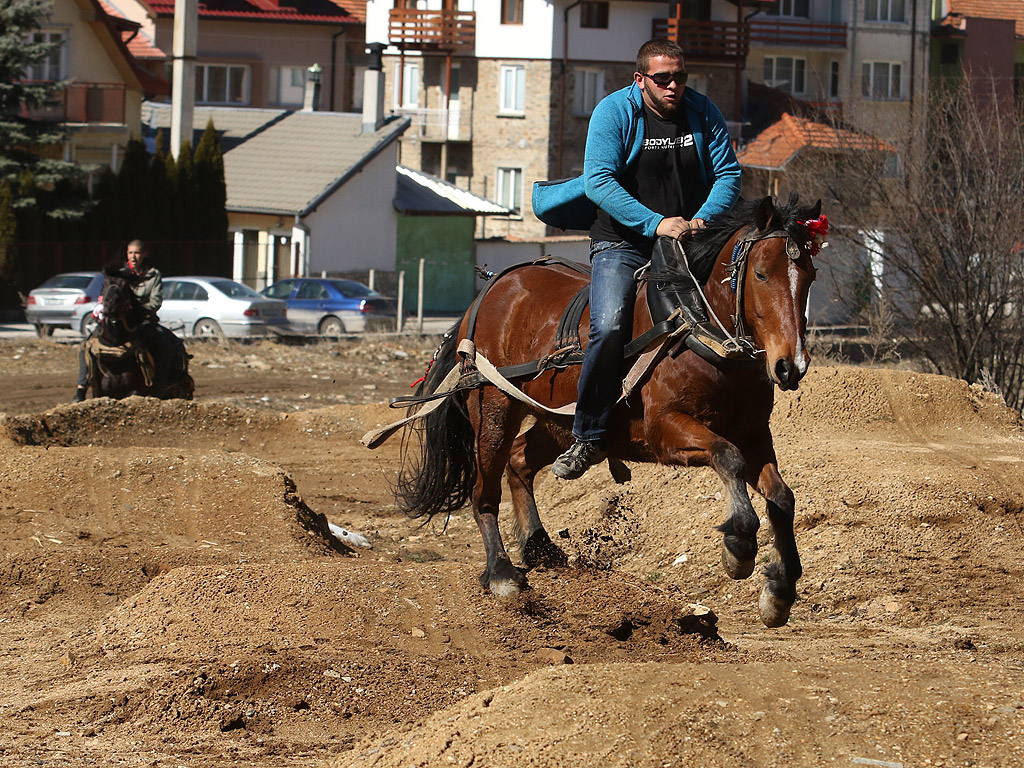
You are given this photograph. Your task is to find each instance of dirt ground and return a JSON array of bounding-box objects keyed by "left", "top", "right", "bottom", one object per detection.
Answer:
[{"left": 1, "top": 334, "right": 1023, "bottom": 768}]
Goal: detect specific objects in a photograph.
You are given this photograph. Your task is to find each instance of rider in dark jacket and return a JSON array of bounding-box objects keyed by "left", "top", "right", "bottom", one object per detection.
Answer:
[{"left": 72, "top": 240, "right": 170, "bottom": 402}]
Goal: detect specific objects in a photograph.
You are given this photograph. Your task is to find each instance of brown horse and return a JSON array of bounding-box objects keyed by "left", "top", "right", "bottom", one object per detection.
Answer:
[{"left": 394, "top": 195, "right": 822, "bottom": 628}]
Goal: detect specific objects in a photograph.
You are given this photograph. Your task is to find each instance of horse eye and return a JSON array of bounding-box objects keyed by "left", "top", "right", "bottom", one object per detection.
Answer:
[{"left": 754, "top": 270, "right": 768, "bottom": 282}]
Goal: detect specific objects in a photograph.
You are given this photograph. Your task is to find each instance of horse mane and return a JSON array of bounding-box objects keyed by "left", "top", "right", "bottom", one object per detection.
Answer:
[{"left": 681, "top": 193, "right": 820, "bottom": 284}]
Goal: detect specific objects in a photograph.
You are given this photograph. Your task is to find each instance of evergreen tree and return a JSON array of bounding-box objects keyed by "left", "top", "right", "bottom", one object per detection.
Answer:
[
  {"left": 0, "top": 0, "right": 91, "bottom": 222},
  {"left": 193, "top": 119, "right": 228, "bottom": 243}
]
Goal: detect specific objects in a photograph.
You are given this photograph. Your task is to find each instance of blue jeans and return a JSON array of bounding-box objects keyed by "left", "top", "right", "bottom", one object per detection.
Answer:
[{"left": 572, "top": 240, "right": 651, "bottom": 443}]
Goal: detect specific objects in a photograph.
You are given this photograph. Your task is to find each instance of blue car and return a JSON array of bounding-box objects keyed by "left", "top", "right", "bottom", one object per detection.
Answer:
[{"left": 260, "top": 278, "right": 397, "bottom": 335}]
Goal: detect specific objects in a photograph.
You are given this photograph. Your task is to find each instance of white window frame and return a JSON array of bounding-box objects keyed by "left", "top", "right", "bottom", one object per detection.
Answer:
[
  {"left": 767, "top": 0, "right": 810, "bottom": 18},
  {"left": 394, "top": 60, "right": 421, "bottom": 109},
  {"left": 499, "top": 65, "right": 526, "bottom": 115},
  {"left": 496, "top": 167, "right": 523, "bottom": 215},
  {"left": 573, "top": 67, "right": 605, "bottom": 116},
  {"left": 24, "top": 29, "right": 68, "bottom": 81},
  {"left": 196, "top": 63, "right": 250, "bottom": 105},
  {"left": 861, "top": 61, "right": 904, "bottom": 100},
  {"left": 864, "top": 0, "right": 906, "bottom": 22},
  {"left": 763, "top": 56, "right": 807, "bottom": 95}
]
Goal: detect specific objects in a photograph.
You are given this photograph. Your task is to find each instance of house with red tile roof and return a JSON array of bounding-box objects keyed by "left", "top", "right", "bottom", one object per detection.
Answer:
[
  {"left": 24, "top": 0, "right": 169, "bottom": 172},
  {"left": 736, "top": 112, "right": 893, "bottom": 198},
  {"left": 104, "top": 0, "right": 366, "bottom": 112}
]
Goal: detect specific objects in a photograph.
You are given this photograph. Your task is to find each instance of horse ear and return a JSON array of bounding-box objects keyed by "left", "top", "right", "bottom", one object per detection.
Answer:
[
  {"left": 809, "top": 199, "right": 822, "bottom": 219},
  {"left": 754, "top": 196, "right": 776, "bottom": 231}
]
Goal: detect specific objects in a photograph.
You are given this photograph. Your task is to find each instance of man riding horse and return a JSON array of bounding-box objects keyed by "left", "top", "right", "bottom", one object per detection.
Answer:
[
  {"left": 532, "top": 38, "right": 742, "bottom": 480},
  {"left": 72, "top": 240, "right": 174, "bottom": 402}
]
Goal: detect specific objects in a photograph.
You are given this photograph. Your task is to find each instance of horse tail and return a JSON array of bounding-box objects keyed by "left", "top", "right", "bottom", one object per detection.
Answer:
[{"left": 394, "top": 320, "right": 476, "bottom": 521}]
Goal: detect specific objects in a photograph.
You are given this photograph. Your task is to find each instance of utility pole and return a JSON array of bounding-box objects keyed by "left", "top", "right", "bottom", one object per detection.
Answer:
[{"left": 170, "top": 0, "right": 198, "bottom": 159}]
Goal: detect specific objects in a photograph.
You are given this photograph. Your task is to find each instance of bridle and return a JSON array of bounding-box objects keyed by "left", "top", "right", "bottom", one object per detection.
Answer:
[{"left": 721, "top": 228, "right": 809, "bottom": 343}]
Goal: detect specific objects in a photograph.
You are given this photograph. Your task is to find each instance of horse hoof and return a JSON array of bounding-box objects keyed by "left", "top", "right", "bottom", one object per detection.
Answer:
[
  {"left": 758, "top": 584, "right": 792, "bottom": 628},
  {"left": 721, "top": 545, "right": 755, "bottom": 580},
  {"left": 489, "top": 578, "right": 524, "bottom": 598},
  {"left": 522, "top": 531, "right": 568, "bottom": 569}
]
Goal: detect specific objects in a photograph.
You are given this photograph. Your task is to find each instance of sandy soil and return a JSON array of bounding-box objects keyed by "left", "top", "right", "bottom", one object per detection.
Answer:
[{"left": 1, "top": 336, "right": 1023, "bottom": 768}]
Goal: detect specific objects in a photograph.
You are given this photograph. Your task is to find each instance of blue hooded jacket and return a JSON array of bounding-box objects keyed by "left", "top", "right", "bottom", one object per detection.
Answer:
[{"left": 533, "top": 82, "right": 741, "bottom": 235}]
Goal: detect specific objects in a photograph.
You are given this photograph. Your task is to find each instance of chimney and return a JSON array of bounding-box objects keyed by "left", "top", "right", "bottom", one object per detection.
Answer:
[
  {"left": 362, "top": 42, "right": 386, "bottom": 134},
  {"left": 302, "top": 63, "right": 322, "bottom": 111}
]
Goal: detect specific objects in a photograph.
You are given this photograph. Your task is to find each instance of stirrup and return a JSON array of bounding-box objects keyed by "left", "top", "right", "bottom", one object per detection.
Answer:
[{"left": 683, "top": 323, "right": 758, "bottom": 366}]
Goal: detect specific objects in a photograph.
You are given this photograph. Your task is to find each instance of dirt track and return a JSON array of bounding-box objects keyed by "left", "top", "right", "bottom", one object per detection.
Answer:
[{"left": 1, "top": 336, "right": 1023, "bottom": 768}]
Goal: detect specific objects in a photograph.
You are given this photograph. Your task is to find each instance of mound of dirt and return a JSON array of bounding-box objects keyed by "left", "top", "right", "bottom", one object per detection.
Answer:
[{"left": 2, "top": 342, "right": 1024, "bottom": 768}]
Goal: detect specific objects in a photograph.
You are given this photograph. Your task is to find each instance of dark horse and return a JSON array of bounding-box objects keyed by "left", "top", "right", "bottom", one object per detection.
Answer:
[
  {"left": 83, "top": 269, "right": 194, "bottom": 400},
  {"left": 393, "top": 195, "right": 821, "bottom": 628}
]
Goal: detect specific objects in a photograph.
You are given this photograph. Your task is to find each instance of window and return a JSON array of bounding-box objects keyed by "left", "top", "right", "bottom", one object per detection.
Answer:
[
  {"left": 395, "top": 60, "right": 420, "bottom": 108},
  {"left": 574, "top": 68, "right": 605, "bottom": 115},
  {"left": 501, "top": 0, "right": 523, "bottom": 25},
  {"left": 767, "top": 0, "right": 809, "bottom": 17},
  {"left": 24, "top": 30, "right": 67, "bottom": 81},
  {"left": 269, "top": 66, "right": 307, "bottom": 106},
  {"left": 499, "top": 65, "right": 526, "bottom": 114},
  {"left": 829, "top": 60, "right": 840, "bottom": 99},
  {"left": 865, "top": 0, "right": 905, "bottom": 22},
  {"left": 296, "top": 282, "right": 329, "bottom": 300},
  {"left": 195, "top": 64, "right": 249, "bottom": 105},
  {"left": 862, "top": 61, "right": 903, "bottom": 100},
  {"left": 263, "top": 280, "right": 298, "bottom": 300},
  {"left": 496, "top": 167, "right": 523, "bottom": 213},
  {"left": 580, "top": 2, "right": 609, "bottom": 29},
  {"left": 763, "top": 56, "right": 806, "bottom": 95}
]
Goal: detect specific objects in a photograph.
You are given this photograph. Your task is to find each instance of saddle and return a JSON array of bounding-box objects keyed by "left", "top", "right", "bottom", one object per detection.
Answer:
[{"left": 85, "top": 336, "right": 156, "bottom": 387}]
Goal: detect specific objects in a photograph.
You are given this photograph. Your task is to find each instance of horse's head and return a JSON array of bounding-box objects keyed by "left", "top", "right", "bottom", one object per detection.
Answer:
[
  {"left": 98, "top": 270, "right": 143, "bottom": 344},
  {"left": 734, "top": 196, "right": 822, "bottom": 391}
]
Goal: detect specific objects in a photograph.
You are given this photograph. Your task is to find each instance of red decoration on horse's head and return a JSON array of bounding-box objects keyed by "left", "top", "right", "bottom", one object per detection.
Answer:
[{"left": 798, "top": 214, "right": 829, "bottom": 257}]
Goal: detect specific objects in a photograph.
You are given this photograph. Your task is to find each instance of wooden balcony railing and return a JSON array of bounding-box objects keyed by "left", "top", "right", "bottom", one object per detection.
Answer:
[
  {"left": 21, "top": 81, "right": 126, "bottom": 125},
  {"left": 749, "top": 19, "right": 848, "bottom": 48},
  {"left": 652, "top": 19, "right": 749, "bottom": 64},
  {"left": 389, "top": 9, "right": 476, "bottom": 52}
]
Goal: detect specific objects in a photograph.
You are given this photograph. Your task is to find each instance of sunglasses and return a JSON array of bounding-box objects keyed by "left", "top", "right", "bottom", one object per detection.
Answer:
[{"left": 640, "top": 70, "right": 688, "bottom": 87}]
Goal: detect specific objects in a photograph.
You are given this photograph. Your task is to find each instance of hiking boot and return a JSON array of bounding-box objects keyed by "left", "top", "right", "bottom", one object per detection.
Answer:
[
  {"left": 551, "top": 440, "right": 607, "bottom": 480},
  {"left": 71, "top": 387, "right": 86, "bottom": 403}
]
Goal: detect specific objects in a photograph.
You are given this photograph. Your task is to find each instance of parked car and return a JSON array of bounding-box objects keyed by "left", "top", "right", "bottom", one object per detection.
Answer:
[
  {"left": 24, "top": 271, "right": 104, "bottom": 337},
  {"left": 260, "top": 278, "right": 397, "bottom": 335},
  {"left": 158, "top": 276, "right": 288, "bottom": 340}
]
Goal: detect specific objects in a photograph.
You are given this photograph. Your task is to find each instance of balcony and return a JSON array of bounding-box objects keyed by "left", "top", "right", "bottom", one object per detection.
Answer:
[
  {"left": 749, "top": 19, "right": 847, "bottom": 48},
  {"left": 652, "top": 19, "right": 749, "bottom": 64},
  {"left": 389, "top": 9, "right": 476, "bottom": 52},
  {"left": 21, "top": 81, "right": 126, "bottom": 125},
  {"left": 396, "top": 106, "right": 473, "bottom": 142}
]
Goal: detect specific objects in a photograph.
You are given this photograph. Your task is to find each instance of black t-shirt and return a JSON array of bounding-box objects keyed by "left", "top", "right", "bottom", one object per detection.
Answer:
[{"left": 590, "top": 101, "right": 703, "bottom": 249}]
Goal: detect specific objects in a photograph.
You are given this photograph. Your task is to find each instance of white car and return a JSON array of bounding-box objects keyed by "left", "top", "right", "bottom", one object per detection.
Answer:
[
  {"left": 158, "top": 276, "right": 288, "bottom": 340},
  {"left": 24, "top": 271, "right": 104, "bottom": 336}
]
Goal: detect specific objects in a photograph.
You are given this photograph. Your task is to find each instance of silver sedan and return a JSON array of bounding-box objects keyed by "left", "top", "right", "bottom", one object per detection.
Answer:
[{"left": 158, "top": 276, "right": 289, "bottom": 340}]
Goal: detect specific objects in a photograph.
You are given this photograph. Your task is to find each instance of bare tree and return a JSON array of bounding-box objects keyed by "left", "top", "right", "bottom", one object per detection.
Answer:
[{"left": 781, "top": 72, "right": 1024, "bottom": 411}]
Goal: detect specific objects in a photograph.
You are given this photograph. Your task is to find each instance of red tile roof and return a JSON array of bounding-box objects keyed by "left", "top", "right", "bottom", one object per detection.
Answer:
[
  {"left": 99, "top": 0, "right": 168, "bottom": 58},
  {"left": 143, "top": 0, "right": 364, "bottom": 24},
  {"left": 737, "top": 113, "right": 893, "bottom": 171},
  {"left": 942, "top": 0, "right": 1024, "bottom": 37}
]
